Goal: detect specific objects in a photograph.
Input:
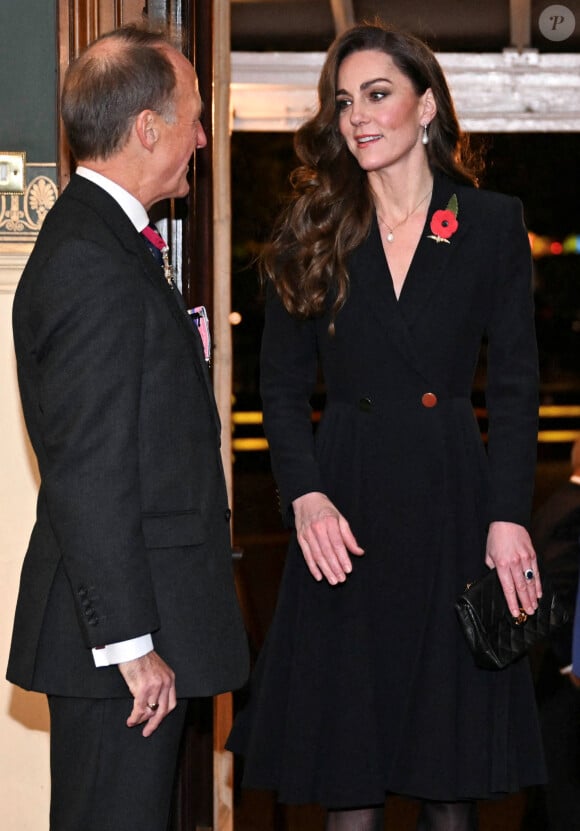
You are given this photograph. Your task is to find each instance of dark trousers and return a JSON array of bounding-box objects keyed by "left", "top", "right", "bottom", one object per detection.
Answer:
[{"left": 48, "top": 695, "right": 188, "bottom": 831}]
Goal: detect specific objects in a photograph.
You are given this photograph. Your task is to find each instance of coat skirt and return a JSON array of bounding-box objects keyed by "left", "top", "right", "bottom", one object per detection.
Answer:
[{"left": 227, "top": 176, "right": 546, "bottom": 806}]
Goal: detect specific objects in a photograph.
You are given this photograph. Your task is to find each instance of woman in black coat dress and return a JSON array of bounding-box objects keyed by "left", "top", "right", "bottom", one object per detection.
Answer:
[{"left": 227, "top": 23, "right": 546, "bottom": 830}]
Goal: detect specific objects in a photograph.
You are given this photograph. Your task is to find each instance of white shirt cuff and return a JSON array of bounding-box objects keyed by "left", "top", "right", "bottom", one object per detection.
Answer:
[{"left": 92, "top": 634, "right": 154, "bottom": 667}]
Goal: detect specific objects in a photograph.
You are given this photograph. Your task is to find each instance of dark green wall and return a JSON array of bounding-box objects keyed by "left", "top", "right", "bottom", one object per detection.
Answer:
[{"left": 0, "top": 0, "right": 57, "bottom": 162}]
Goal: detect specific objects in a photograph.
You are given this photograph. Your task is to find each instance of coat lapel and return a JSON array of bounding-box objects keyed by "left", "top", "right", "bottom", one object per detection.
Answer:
[
  {"left": 397, "top": 174, "right": 465, "bottom": 326},
  {"left": 351, "top": 174, "right": 469, "bottom": 380},
  {"left": 351, "top": 213, "right": 430, "bottom": 381},
  {"left": 355, "top": 217, "right": 419, "bottom": 347}
]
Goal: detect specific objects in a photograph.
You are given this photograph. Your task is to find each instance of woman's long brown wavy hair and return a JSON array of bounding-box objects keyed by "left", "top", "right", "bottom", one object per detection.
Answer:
[{"left": 261, "top": 22, "right": 481, "bottom": 325}]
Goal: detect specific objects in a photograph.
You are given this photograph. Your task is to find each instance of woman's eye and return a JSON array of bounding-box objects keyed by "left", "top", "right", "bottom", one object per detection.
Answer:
[
  {"left": 369, "top": 90, "right": 387, "bottom": 101},
  {"left": 336, "top": 98, "right": 351, "bottom": 111}
]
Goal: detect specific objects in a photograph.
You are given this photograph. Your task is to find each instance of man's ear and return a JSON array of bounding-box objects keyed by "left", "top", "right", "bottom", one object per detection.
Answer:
[{"left": 135, "top": 110, "right": 159, "bottom": 151}]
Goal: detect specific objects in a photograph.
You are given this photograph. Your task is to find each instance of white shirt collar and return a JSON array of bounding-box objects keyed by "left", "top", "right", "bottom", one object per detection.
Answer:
[{"left": 75, "top": 166, "right": 149, "bottom": 233}]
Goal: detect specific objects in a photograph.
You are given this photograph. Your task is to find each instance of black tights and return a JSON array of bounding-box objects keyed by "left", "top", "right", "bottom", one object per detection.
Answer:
[
  {"left": 325, "top": 805, "right": 384, "bottom": 831},
  {"left": 324, "top": 800, "right": 478, "bottom": 831},
  {"left": 416, "top": 800, "right": 478, "bottom": 831}
]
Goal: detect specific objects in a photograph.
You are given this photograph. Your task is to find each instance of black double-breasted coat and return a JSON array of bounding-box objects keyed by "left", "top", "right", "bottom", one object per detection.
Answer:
[
  {"left": 7, "top": 174, "right": 249, "bottom": 699},
  {"left": 227, "top": 174, "right": 546, "bottom": 804}
]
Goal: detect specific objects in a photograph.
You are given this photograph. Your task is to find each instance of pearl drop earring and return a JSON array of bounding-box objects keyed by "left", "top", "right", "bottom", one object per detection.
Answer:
[{"left": 422, "top": 123, "right": 429, "bottom": 145}]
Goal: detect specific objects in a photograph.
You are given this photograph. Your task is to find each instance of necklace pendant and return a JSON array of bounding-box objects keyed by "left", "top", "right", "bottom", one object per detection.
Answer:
[{"left": 386, "top": 231, "right": 394, "bottom": 243}]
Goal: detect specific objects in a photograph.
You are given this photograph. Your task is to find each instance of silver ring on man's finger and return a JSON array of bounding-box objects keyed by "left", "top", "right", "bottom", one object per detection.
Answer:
[
  {"left": 524, "top": 568, "right": 534, "bottom": 581},
  {"left": 147, "top": 702, "right": 159, "bottom": 711}
]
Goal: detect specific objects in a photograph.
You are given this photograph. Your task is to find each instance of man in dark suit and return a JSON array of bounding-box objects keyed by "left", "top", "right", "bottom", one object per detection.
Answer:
[{"left": 6, "top": 25, "right": 248, "bottom": 831}]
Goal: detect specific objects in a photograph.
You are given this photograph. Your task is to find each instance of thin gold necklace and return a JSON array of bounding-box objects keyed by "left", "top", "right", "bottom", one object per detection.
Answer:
[{"left": 377, "top": 189, "right": 432, "bottom": 243}]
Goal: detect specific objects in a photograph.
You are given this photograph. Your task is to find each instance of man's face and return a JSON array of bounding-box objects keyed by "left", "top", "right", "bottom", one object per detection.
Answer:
[{"left": 153, "top": 51, "right": 207, "bottom": 202}]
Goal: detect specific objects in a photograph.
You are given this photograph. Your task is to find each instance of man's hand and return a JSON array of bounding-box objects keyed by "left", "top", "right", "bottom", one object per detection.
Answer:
[{"left": 118, "top": 650, "right": 177, "bottom": 737}]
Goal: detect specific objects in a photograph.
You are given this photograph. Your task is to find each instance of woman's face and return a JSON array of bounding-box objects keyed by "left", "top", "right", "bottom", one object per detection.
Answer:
[{"left": 335, "top": 49, "right": 432, "bottom": 173}]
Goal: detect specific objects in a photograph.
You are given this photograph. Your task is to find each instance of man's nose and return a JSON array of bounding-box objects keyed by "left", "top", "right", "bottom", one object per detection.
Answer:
[{"left": 196, "top": 123, "right": 208, "bottom": 149}]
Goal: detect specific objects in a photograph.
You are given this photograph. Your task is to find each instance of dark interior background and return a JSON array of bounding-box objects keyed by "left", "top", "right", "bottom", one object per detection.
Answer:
[
  {"left": 231, "top": 0, "right": 580, "bottom": 53},
  {"left": 231, "top": 131, "right": 580, "bottom": 410}
]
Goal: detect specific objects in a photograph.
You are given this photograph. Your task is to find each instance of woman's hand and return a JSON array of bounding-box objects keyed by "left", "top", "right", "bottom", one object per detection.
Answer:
[
  {"left": 485, "top": 520, "right": 542, "bottom": 617},
  {"left": 292, "top": 491, "right": 364, "bottom": 585}
]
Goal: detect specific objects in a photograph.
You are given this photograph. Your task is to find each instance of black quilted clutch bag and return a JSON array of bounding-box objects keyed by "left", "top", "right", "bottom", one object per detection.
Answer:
[{"left": 455, "top": 568, "right": 571, "bottom": 670}]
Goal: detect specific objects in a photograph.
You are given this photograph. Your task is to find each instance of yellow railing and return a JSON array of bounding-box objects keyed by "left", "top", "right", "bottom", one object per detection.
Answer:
[{"left": 231, "top": 405, "right": 580, "bottom": 453}]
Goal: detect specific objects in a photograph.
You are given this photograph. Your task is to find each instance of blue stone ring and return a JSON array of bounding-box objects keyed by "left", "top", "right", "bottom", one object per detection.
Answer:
[{"left": 524, "top": 568, "right": 534, "bottom": 581}]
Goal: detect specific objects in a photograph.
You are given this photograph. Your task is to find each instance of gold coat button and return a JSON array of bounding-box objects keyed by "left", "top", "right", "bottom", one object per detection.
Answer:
[{"left": 421, "top": 392, "right": 438, "bottom": 408}]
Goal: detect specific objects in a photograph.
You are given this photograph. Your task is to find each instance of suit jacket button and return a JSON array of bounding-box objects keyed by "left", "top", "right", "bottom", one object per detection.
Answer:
[
  {"left": 225, "top": 508, "right": 232, "bottom": 522},
  {"left": 359, "top": 396, "right": 373, "bottom": 412},
  {"left": 421, "top": 392, "right": 438, "bottom": 408}
]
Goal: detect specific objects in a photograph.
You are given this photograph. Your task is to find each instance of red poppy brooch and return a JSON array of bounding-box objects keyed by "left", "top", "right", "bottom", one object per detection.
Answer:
[{"left": 427, "top": 194, "right": 459, "bottom": 244}]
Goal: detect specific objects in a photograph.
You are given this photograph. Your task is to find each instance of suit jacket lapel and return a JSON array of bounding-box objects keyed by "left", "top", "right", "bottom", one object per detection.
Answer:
[
  {"left": 65, "top": 176, "right": 220, "bottom": 426},
  {"left": 133, "top": 230, "right": 221, "bottom": 427}
]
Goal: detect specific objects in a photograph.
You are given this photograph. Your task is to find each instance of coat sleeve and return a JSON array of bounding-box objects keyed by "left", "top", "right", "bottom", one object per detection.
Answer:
[
  {"left": 485, "top": 196, "right": 539, "bottom": 528},
  {"left": 259, "top": 283, "right": 324, "bottom": 524},
  {"left": 22, "top": 237, "right": 160, "bottom": 647}
]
